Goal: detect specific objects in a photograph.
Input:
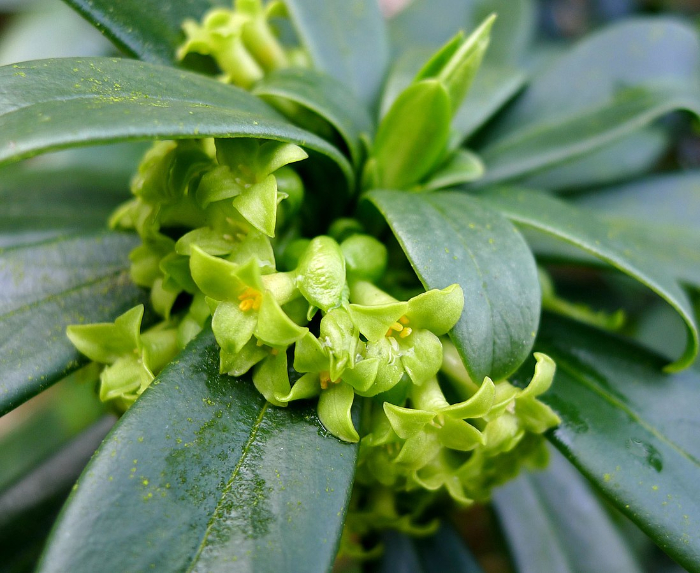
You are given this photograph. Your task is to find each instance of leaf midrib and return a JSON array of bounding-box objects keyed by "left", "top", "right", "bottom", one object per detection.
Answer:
[
  {"left": 553, "top": 354, "right": 700, "bottom": 468},
  {"left": 0, "top": 268, "right": 129, "bottom": 321},
  {"left": 186, "top": 401, "right": 270, "bottom": 570}
]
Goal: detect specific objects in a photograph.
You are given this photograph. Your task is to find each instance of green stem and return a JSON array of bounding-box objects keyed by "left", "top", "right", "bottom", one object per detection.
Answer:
[{"left": 440, "top": 341, "right": 479, "bottom": 398}]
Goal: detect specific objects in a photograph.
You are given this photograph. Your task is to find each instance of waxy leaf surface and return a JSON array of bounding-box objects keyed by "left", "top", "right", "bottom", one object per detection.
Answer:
[
  {"left": 0, "top": 232, "right": 145, "bottom": 415},
  {"left": 369, "top": 190, "right": 540, "bottom": 383},
  {"left": 253, "top": 67, "right": 374, "bottom": 167},
  {"left": 62, "top": 0, "right": 228, "bottom": 64},
  {"left": 493, "top": 448, "right": 642, "bottom": 573},
  {"left": 531, "top": 315, "right": 700, "bottom": 572},
  {"left": 39, "top": 329, "right": 358, "bottom": 573},
  {"left": 0, "top": 58, "right": 353, "bottom": 189},
  {"left": 283, "top": 0, "right": 388, "bottom": 107},
  {"left": 482, "top": 187, "right": 699, "bottom": 370},
  {"left": 478, "top": 19, "right": 700, "bottom": 183}
]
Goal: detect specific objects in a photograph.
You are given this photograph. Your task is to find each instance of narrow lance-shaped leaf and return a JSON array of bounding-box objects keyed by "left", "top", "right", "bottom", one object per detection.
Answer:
[
  {"left": 283, "top": 0, "right": 389, "bottom": 107},
  {"left": 0, "top": 232, "right": 147, "bottom": 415},
  {"left": 493, "top": 447, "right": 642, "bottom": 573},
  {"left": 253, "top": 67, "right": 374, "bottom": 167},
  {"left": 368, "top": 190, "right": 540, "bottom": 383},
  {"left": 0, "top": 58, "right": 353, "bottom": 190},
  {"left": 474, "top": 18, "right": 700, "bottom": 184},
  {"left": 481, "top": 187, "right": 699, "bottom": 371},
  {"left": 38, "top": 328, "right": 359, "bottom": 573},
  {"left": 529, "top": 315, "right": 700, "bottom": 572},
  {"left": 61, "top": 0, "right": 229, "bottom": 65}
]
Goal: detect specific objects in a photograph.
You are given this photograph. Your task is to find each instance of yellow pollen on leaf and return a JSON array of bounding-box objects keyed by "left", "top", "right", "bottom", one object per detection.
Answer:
[{"left": 238, "top": 287, "right": 262, "bottom": 312}]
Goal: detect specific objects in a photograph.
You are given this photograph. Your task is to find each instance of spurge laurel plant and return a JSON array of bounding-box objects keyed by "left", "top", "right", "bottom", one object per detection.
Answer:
[{"left": 1, "top": 0, "right": 700, "bottom": 571}]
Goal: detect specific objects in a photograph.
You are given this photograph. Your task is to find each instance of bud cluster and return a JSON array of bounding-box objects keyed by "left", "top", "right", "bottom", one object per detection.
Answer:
[{"left": 66, "top": 1, "right": 561, "bottom": 548}]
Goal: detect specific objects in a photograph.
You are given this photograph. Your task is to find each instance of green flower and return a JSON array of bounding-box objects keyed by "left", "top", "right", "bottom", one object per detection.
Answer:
[
  {"left": 178, "top": 0, "right": 289, "bottom": 88},
  {"left": 189, "top": 246, "right": 307, "bottom": 405},
  {"left": 277, "top": 310, "right": 378, "bottom": 443},
  {"left": 195, "top": 138, "right": 307, "bottom": 237},
  {"left": 348, "top": 280, "right": 464, "bottom": 386},
  {"left": 66, "top": 305, "right": 178, "bottom": 411}
]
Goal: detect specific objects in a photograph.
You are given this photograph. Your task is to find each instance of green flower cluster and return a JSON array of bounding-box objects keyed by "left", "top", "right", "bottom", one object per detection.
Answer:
[{"left": 66, "top": 0, "right": 561, "bottom": 546}]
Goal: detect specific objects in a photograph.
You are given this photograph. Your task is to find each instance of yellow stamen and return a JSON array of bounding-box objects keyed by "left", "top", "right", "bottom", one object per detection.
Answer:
[
  {"left": 391, "top": 322, "right": 404, "bottom": 332},
  {"left": 320, "top": 371, "right": 331, "bottom": 390},
  {"left": 399, "top": 327, "right": 413, "bottom": 338},
  {"left": 239, "top": 298, "right": 255, "bottom": 311},
  {"left": 399, "top": 316, "right": 410, "bottom": 325},
  {"left": 238, "top": 287, "right": 262, "bottom": 312},
  {"left": 270, "top": 348, "right": 279, "bottom": 356}
]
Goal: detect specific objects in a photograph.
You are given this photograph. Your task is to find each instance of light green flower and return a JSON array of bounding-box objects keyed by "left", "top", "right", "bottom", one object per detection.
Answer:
[
  {"left": 348, "top": 280, "right": 464, "bottom": 386},
  {"left": 66, "top": 305, "right": 178, "bottom": 411},
  {"left": 196, "top": 139, "right": 307, "bottom": 237}
]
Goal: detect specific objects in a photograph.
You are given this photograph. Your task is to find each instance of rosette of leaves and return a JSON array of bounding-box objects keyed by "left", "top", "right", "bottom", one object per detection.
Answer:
[{"left": 2, "top": 0, "right": 700, "bottom": 572}]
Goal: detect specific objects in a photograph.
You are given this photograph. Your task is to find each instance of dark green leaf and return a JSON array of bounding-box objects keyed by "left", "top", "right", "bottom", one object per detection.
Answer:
[
  {"left": 0, "top": 232, "right": 147, "bottom": 415},
  {"left": 452, "top": 63, "right": 526, "bottom": 144},
  {"left": 253, "top": 67, "right": 374, "bottom": 167},
  {"left": 39, "top": 328, "right": 358, "bottom": 572},
  {"left": 487, "top": 18, "right": 700, "bottom": 140},
  {"left": 577, "top": 170, "right": 700, "bottom": 232},
  {"left": 283, "top": 0, "right": 389, "bottom": 107},
  {"left": 478, "top": 85, "right": 700, "bottom": 184},
  {"left": 61, "top": 0, "right": 227, "bottom": 64},
  {"left": 520, "top": 128, "right": 669, "bottom": 192},
  {"left": 480, "top": 187, "right": 699, "bottom": 371},
  {"left": 478, "top": 18, "right": 700, "bottom": 183},
  {"left": 0, "top": 58, "right": 353, "bottom": 190},
  {"left": 377, "top": 524, "right": 484, "bottom": 573},
  {"left": 0, "top": 143, "right": 144, "bottom": 248},
  {"left": 368, "top": 190, "right": 540, "bottom": 383},
  {"left": 0, "top": 370, "right": 107, "bottom": 491},
  {"left": 475, "top": 0, "right": 536, "bottom": 65},
  {"left": 493, "top": 448, "right": 642, "bottom": 573},
  {"left": 0, "top": 418, "right": 113, "bottom": 573},
  {"left": 388, "top": 0, "right": 473, "bottom": 56},
  {"left": 533, "top": 315, "right": 700, "bottom": 572},
  {"left": 413, "top": 523, "right": 484, "bottom": 573}
]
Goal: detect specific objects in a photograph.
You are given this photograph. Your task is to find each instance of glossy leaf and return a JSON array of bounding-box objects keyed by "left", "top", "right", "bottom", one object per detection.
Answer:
[
  {"left": 577, "top": 170, "right": 700, "bottom": 232},
  {"left": 475, "top": 0, "right": 535, "bottom": 65},
  {"left": 532, "top": 315, "right": 700, "bottom": 572},
  {"left": 0, "top": 144, "right": 143, "bottom": 248},
  {"left": 0, "top": 57, "right": 353, "bottom": 189},
  {"left": 62, "top": 0, "right": 228, "bottom": 64},
  {"left": 0, "top": 369, "right": 107, "bottom": 491},
  {"left": 521, "top": 127, "right": 668, "bottom": 192},
  {"left": 388, "top": 0, "right": 473, "bottom": 56},
  {"left": 481, "top": 187, "right": 699, "bottom": 371},
  {"left": 377, "top": 524, "right": 484, "bottom": 573},
  {"left": 39, "top": 328, "right": 358, "bottom": 572},
  {"left": 0, "top": 418, "right": 114, "bottom": 573},
  {"left": 493, "top": 448, "right": 642, "bottom": 573},
  {"left": 253, "top": 67, "right": 374, "bottom": 167},
  {"left": 478, "top": 18, "right": 700, "bottom": 183},
  {"left": 369, "top": 190, "right": 540, "bottom": 383},
  {"left": 283, "top": 0, "right": 389, "bottom": 107},
  {"left": 478, "top": 85, "right": 700, "bottom": 184},
  {"left": 487, "top": 18, "right": 700, "bottom": 140},
  {"left": 0, "top": 232, "right": 146, "bottom": 415}
]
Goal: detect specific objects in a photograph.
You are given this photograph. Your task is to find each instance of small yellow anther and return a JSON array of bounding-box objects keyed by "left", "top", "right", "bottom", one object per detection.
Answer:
[
  {"left": 399, "top": 316, "right": 410, "bottom": 325},
  {"left": 239, "top": 299, "right": 255, "bottom": 311},
  {"left": 399, "top": 327, "right": 413, "bottom": 338},
  {"left": 391, "top": 322, "right": 404, "bottom": 332}
]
